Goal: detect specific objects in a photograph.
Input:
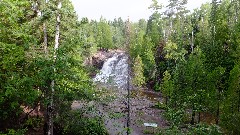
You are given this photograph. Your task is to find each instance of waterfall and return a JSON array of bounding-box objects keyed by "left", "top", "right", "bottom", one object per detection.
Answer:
[{"left": 93, "top": 53, "right": 128, "bottom": 89}]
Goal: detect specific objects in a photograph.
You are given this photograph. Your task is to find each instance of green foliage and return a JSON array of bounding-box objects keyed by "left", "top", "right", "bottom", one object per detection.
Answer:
[
  {"left": 146, "top": 12, "right": 162, "bottom": 46},
  {"left": 220, "top": 112, "right": 240, "bottom": 135},
  {"left": 0, "top": 128, "right": 27, "bottom": 135},
  {"left": 24, "top": 117, "right": 43, "bottom": 129},
  {"left": 157, "top": 124, "right": 222, "bottom": 135},
  {"left": 164, "top": 107, "right": 185, "bottom": 127},
  {"left": 153, "top": 101, "right": 167, "bottom": 110},
  {"left": 142, "top": 36, "right": 156, "bottom": 79},
  {"left": 109, "top": 112, "right": 125, "bottom": 119},
  {"left": 129, "top": 24, "right": 144, "bottom": 59},
  {"left": 220, "top": 63, "right": 240, "bottom": 134},
  {"left": 188, "top": 123, "right": 223, "bottom": 135},
  {"left": 132, "top": 55, "right": 145, "bottom": 87},
  {"left": 227, "top": 63, "right": 240, "bottom": 111},
  {"left": 57, "top": 110, "right": 108, "bottom": 135},
  {"left": 2, "top": 0, "right": 240, "bottom": 134},
  {"left": 0, "top": 0, "right": 94, "bottom": 132},
  {"left": 160, "top": 70, "right": 174, "bottom": 104},
  {"left": 0, "top": 0, "right": 40, "bottom": 123},
  {"left": 164, "top": 41, "right": 187, "bottom": 62},
  {"left": 143, "top": 129, "right": 154, "bottom": 134},
  {"left": 142, "top": 0, "right": 240, "bottom": 134},
  {"left": 148, "top": 0, "right": 163, "bottom": 11},
  {"left": 206, "top": 66, "right": 225, "bottom": 113},
  {"left": 97, "top": 17, "right": 113, "bottom": 50},
  {"left": 185, "top": 48, "right": 207, "bottom": 108},
  {"left": 157, "top": 126, "right": 185, "bottom": 135},
  {"left": 79, "top": 19, "right": 98, "bottom": 58},
  {"left": 111, "top": 17, "right": 126, "bottom": 49}
]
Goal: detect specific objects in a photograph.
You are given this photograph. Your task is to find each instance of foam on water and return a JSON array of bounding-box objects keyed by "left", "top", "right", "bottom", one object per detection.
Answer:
[{"left": 93, "top": 53, "right": 128, "bottom": 89}]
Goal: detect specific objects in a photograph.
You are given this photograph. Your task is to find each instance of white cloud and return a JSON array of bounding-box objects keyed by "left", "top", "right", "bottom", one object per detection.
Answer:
[{"left": 70, "top": 0, "right": 211, "bottom": 22}]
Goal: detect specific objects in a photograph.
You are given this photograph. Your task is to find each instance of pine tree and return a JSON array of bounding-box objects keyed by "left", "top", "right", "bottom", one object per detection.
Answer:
[
  {"left": 185, "top": 48, "right": 207, "bottom": 124},
  {"left": 161, "top": 70, "right": 174, "bottom": 105},
  {"left": 142, "top": 36, "right": 156, "bottom": 80},
  {"left": 132, "top": 55, "right": 145, "bottom": 88},
  {"left": 228, "top": 62, "right": 240, "bottom": 112},
  {"left": 97, "top": 17, "right": 113, "bottom": 51}
]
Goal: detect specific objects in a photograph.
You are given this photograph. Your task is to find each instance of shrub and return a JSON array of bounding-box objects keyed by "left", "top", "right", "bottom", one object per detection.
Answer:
[{"left": 56, "top": 109, "right": 108, "bottom": 135}]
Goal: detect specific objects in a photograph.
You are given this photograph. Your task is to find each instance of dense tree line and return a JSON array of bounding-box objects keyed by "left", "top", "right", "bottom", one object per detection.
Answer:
[
  {"left": 1, "top": 0, "right": 240, "bottom": 134},
  {"left": 0, "top": 0, "right": 147, "bottom": 133},
  {"left": 129, "top": 0, "right": 240, "bottom": 134},
  {"left": 0, "top": 0, "right": 107, "bottom": 134}
]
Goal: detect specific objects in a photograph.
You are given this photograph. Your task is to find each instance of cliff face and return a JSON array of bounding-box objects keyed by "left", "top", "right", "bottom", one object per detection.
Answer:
[
  {"left": 92, "top": 51, "right": 112, "bottom": 69},
  {"left": 86, "top": 50, "right": 125, "bottom": 70}
]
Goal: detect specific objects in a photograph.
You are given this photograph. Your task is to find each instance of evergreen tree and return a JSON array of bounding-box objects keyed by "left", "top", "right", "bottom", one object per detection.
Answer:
[
  {"left": 97, "top": 17, "right": 113, "bottom": 51},
  {"left": 142, "top": 36, "right": 156, "bottom": 80},
  {"left": 0, "top": 0, "right": 93, "bottom": 133},
  {"left": 132, "top": 55, "right": 145, "bottom": 88},
  {"left": 161, "top": 70, "right": 174, "bottom": 105}
]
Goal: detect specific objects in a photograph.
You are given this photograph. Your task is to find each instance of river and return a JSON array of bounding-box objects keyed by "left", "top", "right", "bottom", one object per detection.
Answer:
[{"left": 72, "top": 52, "right": 168, "bottom": 135}]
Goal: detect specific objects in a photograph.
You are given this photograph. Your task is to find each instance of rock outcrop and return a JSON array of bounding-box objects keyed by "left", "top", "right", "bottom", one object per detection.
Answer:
[{"left": 89, "top": 50, "right": 125, "bottom": 69}]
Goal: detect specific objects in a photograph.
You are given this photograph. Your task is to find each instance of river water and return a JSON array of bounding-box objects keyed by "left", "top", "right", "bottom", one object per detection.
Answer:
[
  {"left": 91, "top": 52, "right": 167, "bottom": 135},
  {"left": 93, "top": 53, "right": 129, "bottom": 89}
]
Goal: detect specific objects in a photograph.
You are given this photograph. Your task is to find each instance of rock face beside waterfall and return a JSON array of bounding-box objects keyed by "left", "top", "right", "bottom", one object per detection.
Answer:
[
  {"left": 91, "top": 51, "right": 114, "bottom": 69},
  {"left": 93, "top": 52, "right": 128, "bottom": 89},
  {"left": 85, "top": 50, "right": 125, "bottom": 70}
]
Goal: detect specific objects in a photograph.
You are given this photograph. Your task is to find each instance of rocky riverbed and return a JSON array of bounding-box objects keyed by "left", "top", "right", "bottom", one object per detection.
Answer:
[
  {"left": 72, "top": 86, "right": 168, "bottom": 135},
  {"left": 74, "top": 50, "right": 168, "bottom": 134}
]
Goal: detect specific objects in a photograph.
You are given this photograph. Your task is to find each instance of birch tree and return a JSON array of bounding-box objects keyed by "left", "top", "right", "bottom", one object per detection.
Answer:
[{"left": 48, "top": 1, "right": 61, "bottom": 134}]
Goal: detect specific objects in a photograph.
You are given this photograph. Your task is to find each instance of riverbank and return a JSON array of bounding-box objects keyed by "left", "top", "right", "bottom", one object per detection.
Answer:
[
  {"left": 80, "top": 50, "right": 169, "bottom": 134},
  {"left": 72, "top": 85, "right": 168, "bottom": 135}
]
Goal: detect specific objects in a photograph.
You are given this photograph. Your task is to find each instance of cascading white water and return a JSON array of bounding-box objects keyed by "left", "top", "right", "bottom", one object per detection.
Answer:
[{"left": 93, "top": 53, "right": 128, "bottom": 89}]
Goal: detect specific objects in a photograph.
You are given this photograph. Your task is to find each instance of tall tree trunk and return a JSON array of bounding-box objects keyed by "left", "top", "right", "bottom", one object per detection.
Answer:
[
  {"left": 35, "top": 0, "right": 41, "bottom": 118},
  {"left": 198, "top": 94, "right": 203, "bottom": 123},
  {"left": 216, "top": 100, "right": 220, "bottom": 124},
  {"left": 191, "top": 105, "right": 195, "bottom": 125},
  {"left": 163, "top": 29, "right": 166, "bottom": 41},
  {"left": 198, "top": 112, "right": 201, "bottom": 123},
  {"left": 191, "top": 30, "right": 194, "bottom": 52},
  {"left": 235, "top": 0, "right": 239, "bottom": 23},
  {"left": 202, "top": 17, "right": 204, "bottom": 35},
  {"left": 170, "top": 18, "right": 172, "bottom": 37},
  {"left": 165, "top": 96, "right": 168, "bottom": 105},
  {"left": 238, "top": 87, "right": 240, "bottom": 112},
  {"left": 43, "top": 22, "right": 48, "bottom": 54},
  {"left": 213, "top": 25, "right": 216, "bottom": 46},
  {"left": 216, "top": 89, "right": 220, "bottom": 125},
  {"left": 126, "top": 18, "right": 131, "bottom": 135},
  {"left": 48, "top": 1, "right": 61, "bottom": 135}
]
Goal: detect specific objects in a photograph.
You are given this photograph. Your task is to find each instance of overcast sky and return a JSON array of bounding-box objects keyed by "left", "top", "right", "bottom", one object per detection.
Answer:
[{"left": 70, "top": 0, "right": 211, "bottom": 22}]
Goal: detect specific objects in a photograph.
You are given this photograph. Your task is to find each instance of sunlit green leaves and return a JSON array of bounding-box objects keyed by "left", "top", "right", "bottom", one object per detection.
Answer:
[
  {"left": 132, "top": 55, "right": 145, "bottom": 87},
  {"left": 164, "top": 41, "right": 187, "bottom": 62},
  {"left": 0, "top": 43, "right": 24, "bottom": 70}
]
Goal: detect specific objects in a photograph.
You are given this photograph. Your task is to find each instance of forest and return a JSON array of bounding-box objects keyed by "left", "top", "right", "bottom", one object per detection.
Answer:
[{"left": 0, "top": 0, "right": 240, "bottom": 134}]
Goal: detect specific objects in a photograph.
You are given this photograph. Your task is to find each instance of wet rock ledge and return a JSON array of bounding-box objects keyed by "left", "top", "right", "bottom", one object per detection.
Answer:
[{"left": 86, "top": 49, "right": 125, "bottom": 70}]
